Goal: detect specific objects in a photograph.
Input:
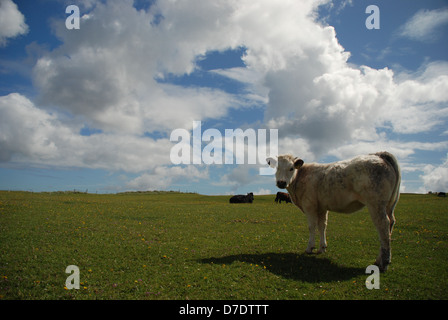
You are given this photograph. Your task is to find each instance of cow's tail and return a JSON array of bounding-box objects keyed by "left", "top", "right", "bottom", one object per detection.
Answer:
[{"left": 376, "top": 151, "right": 401, "bottom": 214}]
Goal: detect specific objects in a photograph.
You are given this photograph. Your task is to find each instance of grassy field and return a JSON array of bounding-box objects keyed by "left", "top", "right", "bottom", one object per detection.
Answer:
[{"left": 0, "top": 191, "right": 447, "bottom": 300}]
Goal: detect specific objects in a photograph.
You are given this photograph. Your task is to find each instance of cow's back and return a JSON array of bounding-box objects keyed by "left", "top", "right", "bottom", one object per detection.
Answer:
[{"left": 289, "top": 154, "right": 399, "bottom": 213}]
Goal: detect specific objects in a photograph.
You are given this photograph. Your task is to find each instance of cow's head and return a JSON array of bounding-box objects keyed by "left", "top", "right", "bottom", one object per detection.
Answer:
[{"left": 266, "top": 155, "right": 304, "bottom": 189}]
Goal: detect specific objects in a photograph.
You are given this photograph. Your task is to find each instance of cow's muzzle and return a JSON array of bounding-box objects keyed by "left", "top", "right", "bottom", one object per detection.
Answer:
[{"left": 276, "top": 181, "right": 287, "bottom": 189}]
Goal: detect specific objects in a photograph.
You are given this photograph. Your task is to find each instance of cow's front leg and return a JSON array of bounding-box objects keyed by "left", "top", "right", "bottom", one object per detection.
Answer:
[
  {"left": 317, "top": 210, "right": 328, "bottom": 254},
  {"left": 305, "top": 213, "right": 318, "bottom": 254}
]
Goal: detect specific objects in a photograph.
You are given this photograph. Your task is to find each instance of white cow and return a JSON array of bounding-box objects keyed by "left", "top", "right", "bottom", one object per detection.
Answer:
[{"left": 267, "top": 151, "right": 401, "bottom": 272}]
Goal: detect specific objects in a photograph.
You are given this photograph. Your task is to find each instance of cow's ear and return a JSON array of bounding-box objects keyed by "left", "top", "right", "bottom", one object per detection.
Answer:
[
  {"left": 266, "top": 156, "right": 277, "bottom": 168},
  {"left": 294, "top": 158, "right": 304, "bottom": 169}
]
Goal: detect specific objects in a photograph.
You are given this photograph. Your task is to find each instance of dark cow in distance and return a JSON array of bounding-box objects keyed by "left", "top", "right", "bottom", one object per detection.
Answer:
[
  {"left": 229, "top": 192, "right": 254, "bottom": 203},
  {"left": 275, "top": 192, "right": 291, "bottom": 204}
]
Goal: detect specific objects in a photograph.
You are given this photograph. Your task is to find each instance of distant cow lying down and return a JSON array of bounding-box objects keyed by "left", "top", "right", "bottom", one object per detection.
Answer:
[
  {"left": 275, "top": 192, "right": 291, "bottom": 204},
  {"left": 229, "top": 192, "right": 254, "bottom": 203},
  {"left": 267, "top": 152, "right": 401, "bottom": 272}
]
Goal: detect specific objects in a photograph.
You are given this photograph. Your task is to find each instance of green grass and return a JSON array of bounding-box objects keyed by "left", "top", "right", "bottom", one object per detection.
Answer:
[{"left": 0, "top": 191, "right": 447, "bottom": 300}]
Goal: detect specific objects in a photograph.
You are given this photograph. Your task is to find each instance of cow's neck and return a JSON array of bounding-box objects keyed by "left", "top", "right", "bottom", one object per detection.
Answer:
[{"left": 286, "top": 169, "right": 304, "bottom": 211}]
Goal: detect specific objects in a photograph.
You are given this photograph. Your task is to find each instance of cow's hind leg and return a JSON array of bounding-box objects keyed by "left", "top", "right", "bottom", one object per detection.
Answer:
[
  {"left": 368, "top": 204, "right": 391, "bottom": 272},
  {"left": 387, "top": 208, "right": 396, "bottom": 235},
  {"left": 317, "top": 210, "right": 328, "bottom": 254}
]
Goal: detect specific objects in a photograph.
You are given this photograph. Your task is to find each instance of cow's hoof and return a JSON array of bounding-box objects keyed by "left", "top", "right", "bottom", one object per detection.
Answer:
[
  {"left": 317, "top": 247, "right": 327, "bottom": 254},
  {"left": 374, "top": 261, "right": 389, "bottom": 272},
  {"left": 305, "top": 248, "right": 314, "bottom": 254}
]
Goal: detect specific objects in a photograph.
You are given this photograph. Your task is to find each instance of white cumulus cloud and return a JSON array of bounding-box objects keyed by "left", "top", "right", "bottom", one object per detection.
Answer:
[
  {"left": 0, "top": 0, "right": 28, "bottom": 46},
  {"left": 126, "top": 165, "right": 209, "bottom": 191},
  {"left": 421, "top": 154, "right": 448, "bottom": 192},
  {"left": 398, "top": 7, "right": 448, "bottom": 42},
  {"left": 0, "top": 93, "right": 172, "bottom": 171}
]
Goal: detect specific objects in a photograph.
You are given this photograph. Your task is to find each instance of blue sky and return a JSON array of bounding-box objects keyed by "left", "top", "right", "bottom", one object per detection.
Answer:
[{"left": 0, "top": 0, "right": 447, "bottom": 195}]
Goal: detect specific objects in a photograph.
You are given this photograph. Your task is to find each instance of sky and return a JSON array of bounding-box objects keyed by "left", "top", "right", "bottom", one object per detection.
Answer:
[{"left": 0, "top": 0, "right": 447, "bottom": 195}]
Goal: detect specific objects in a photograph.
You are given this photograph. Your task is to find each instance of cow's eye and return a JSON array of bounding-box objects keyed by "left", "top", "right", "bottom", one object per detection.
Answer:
[{"left": 289, "top": 167, "right": 294, "bottom": 171}]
